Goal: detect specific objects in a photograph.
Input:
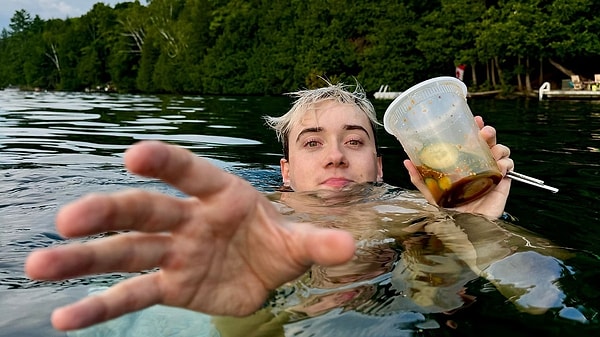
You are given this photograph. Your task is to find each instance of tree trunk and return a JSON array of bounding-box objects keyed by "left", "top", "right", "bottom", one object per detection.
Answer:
[
  {"left": 548, "top": 58, "right": 575, "bottom": 77},
  {"left": 517, "top": 57, "right": 523, "bottom": 91},
  {"left": 491, "top": 59, "right": 497, "bottom": 88},
  {"left": 119, "top": 18, "right": 145, "bottom": 54},
  {"left": 495, "top": 56, "right": 504, "bottom": 87},
  {"left": 45, "top": 43, "right": 61, "bottom": 88},
  {"left": 45, "top": 43, "right": 61, "bottom": 75},
  {"left": 525, "top": 56, "right": 532, "bottom": 92},
  {"left": 539, "top": 57, "right": 544, "bottom": 85},
  {"left": 471, "top": 62, "right": 477, "bottom": 86}
]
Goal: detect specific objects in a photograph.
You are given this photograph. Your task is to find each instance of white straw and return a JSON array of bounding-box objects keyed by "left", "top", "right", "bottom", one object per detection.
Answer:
[{"left": 506, "top": 171, "right": 559, "bottom": 193}]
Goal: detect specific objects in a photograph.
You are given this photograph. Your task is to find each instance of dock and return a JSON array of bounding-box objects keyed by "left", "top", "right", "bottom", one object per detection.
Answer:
[
  {"left": 538, "top": 90, "right": 600, "bottom": 100},
  {"left": 538, "top": 81, "right": 600, "bottom": 100}
]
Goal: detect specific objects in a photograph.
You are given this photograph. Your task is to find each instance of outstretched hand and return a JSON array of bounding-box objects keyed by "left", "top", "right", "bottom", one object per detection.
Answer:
[
  {"left": 25, "top": 141, "right": 356, "bottom": 331},
  {"left": 403, "top": 116, "right": 513, "bottom": 218}
]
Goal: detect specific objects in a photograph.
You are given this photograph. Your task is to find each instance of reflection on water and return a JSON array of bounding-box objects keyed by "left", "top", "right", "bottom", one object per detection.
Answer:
[
  {"left": 73, "top": 185, "right": 596, "bottom": 337},
  {"left": 1, "top": 89, "right": 599, "bottom": 336}
]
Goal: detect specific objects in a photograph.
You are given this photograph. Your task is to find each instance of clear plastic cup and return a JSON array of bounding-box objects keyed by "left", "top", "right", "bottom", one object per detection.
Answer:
[{"left": 383, "top": 76, "right": 502, "bottom": 207}]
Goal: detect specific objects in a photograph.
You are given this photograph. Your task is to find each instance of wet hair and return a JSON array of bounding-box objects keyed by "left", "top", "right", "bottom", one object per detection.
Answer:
[{"left": 264, "top": 81, "right": 381, "bottom": 159}]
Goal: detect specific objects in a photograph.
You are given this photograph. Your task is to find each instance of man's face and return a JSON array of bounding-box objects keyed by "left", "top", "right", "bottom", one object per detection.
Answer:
[{"left": 280, "top": 100, "right": 383, "bottom": 191}]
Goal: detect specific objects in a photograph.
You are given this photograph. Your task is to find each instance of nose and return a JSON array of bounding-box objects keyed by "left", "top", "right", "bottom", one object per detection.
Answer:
[{"left": 325, "top": 143, "right": 348, "bottom": 168}]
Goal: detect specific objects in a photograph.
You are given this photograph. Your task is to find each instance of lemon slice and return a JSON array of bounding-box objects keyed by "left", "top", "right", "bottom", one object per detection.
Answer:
[{"left": 419, "top": 143, "right": 459, "bottom": 170}]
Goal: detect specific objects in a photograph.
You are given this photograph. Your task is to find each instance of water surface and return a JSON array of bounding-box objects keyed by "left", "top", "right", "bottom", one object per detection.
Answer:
[{"left": 1, "top": 89, "right": 599, "bottom": 336}]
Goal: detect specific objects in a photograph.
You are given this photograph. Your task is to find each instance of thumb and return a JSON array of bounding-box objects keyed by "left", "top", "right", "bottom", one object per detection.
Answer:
[{"left": 292, "top": 224, "right": 356, "bottom": 267}]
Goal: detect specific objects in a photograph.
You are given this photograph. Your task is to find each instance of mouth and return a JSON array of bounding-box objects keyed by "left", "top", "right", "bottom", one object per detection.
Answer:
[{"left": 321, "top": 177, "right": 354, "bottom": 189}]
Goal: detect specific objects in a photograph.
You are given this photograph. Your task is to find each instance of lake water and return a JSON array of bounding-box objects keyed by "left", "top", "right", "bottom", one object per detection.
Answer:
[{"left": 0, "top": 89, "right": 599, "bottom": 336}]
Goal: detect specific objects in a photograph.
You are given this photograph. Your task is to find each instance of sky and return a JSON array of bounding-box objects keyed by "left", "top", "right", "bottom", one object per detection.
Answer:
[{"left": 1, "top": 0, "right": 128, "bottom": 32}]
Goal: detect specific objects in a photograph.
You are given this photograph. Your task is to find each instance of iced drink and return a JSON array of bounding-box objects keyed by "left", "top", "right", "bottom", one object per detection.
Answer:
[{"left": 383, "top": 77, "right": 502, "bottom": 207}]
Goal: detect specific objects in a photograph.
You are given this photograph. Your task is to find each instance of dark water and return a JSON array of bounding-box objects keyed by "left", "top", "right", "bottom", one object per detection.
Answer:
[{"left": 0, "top": 89, "right": 599, "bottom": 336}]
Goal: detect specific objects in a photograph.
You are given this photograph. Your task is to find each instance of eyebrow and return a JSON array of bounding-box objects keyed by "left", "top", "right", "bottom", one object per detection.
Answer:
[
  {"left": 295, "top": 127, "right": 322, "bottom": 143},
  {"left": 344, "top": 124, "right": 371, "bottom": 138},
  {"left": 295, "top": 124, "right": 371, "bottom": 143}
]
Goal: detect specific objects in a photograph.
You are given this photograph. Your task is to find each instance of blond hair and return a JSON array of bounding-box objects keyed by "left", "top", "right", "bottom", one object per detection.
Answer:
[{"left": 264, "top": 81, "right": 380, "bottom": 159}]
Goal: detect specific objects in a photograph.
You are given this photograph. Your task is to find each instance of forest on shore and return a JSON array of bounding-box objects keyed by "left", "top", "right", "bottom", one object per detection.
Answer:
[{"left": 1, "top": 0, "right": 600, "bottom": 95}]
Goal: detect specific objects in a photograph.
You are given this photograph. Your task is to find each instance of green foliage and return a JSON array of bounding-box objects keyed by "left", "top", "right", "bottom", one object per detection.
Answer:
[{"left": 1, "top": 0, "right": 599, "bottom": 93}]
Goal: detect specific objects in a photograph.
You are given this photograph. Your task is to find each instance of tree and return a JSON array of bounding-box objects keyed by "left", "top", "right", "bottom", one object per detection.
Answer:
[
  {"left": 544, "top": 0, "right": 600, "bottom": 80},
  {"left": 415, "top": 0, "right": 488, "bottom": 87},
  {"left": 243, "top": 0, "right": 298, "bottom": 94},
  {"left": 1, "top": 0, "right": 599, "bottom": 94},
  {"left": 9, "top": 9, "right": 33, "bottom": 35},
  {"left": 355, "top": 2, "right": 421, "bottom": 91},
  {"left": 76, "top": 3, "right": 118, "bottom": 90},
  {"left": 201, "top": 0, "right": 259, "bottom": 94}
]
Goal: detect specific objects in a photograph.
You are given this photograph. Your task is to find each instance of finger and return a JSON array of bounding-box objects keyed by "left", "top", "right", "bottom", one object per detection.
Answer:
[
  {"left": 55, "top": 190, "right": 193, "bottom": 237},
  {"left": 403, "top": 159, "right": 436, "bottom": 205},
  {"left": 497, "top": 157, "right": 515, "bottom": 176},
  {"left": 490, "top": 143, "right": 513, "bottom": 176},
  {"left": 474, "top": 116, "right": 484, "bottom": 129},
  {"left": 125, "top": 141, "right": 240, "bottom": 198},
  {"left": 490, "top": 144, "right": 511, "bottom": 161},
  {"left": 474, "top": 116, "right": 499, "bottom": 149},
  {"left": 51, "top": 273, "right": 162, "bottom": 331},
  {"left": 25, "top": 233, "right": 170, "bottom": 280},
  {"left": 402, "top": 160, "right": 421, "bottom": 185},
  {"left": 479, "top": 125, "right": 497, "bottom": 148}
]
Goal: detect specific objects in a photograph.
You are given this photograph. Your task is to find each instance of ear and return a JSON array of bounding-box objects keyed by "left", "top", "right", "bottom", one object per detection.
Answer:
[
  {"left": 280, "top": 158, "right": 291, "bottom": 186},
  {"left": 376, "top": 155, "right": 383, "bottom": 182}
]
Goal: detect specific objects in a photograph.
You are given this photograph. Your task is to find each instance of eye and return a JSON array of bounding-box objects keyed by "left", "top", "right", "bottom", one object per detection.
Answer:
[
  {"left": 346, "top": 138, "right": 364, "bottom": 147},
  {"left": 303, "top": 138, "right": 322, "bottom": 148}
]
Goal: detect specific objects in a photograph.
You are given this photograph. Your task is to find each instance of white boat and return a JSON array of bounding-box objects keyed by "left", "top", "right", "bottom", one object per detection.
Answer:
[
  {"left": 374, "top": 85, "right": 402, "bottom": 99},
  {"left": 374, "top": 84, "right": 500, "bottom": 100}
]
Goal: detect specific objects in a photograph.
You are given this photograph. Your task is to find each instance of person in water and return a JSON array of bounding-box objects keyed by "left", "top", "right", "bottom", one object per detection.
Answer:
[{"left": 25, "top": 82, "right": 514, "bottom": 331}]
